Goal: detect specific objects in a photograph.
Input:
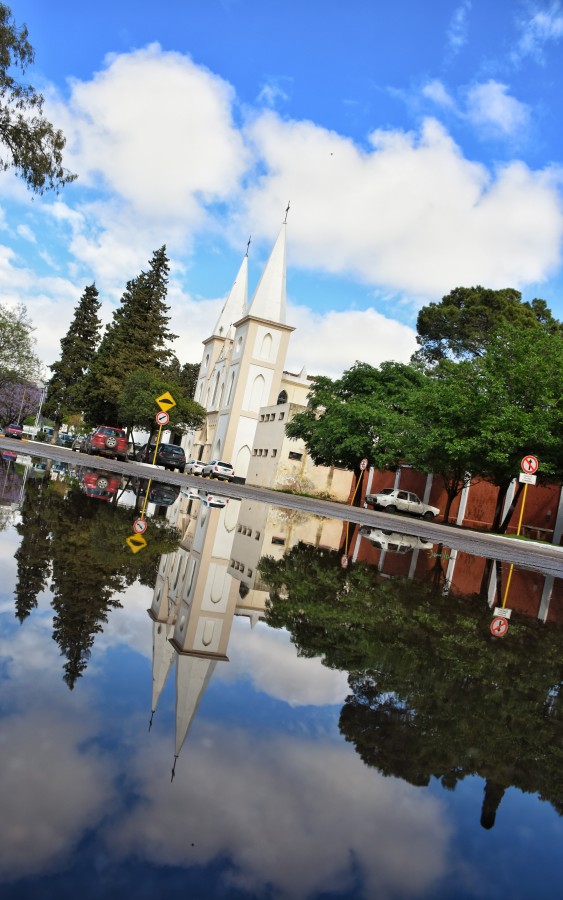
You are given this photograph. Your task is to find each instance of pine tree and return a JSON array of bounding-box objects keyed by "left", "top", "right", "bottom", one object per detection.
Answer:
[
  {"left": 83, "top": 246, "right": 178, "bottom": 425},
  {"left": 43, "top": 283, "right": 102, "bottom": 427}
]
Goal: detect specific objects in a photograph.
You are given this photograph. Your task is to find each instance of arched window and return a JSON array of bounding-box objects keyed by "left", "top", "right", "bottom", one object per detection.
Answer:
[
  {"left": 277, "top": 390, "right": 288, "bottom": 405},
  {"left": 225, "top": 371, "right": 235, "bottom": 406},
  {"left": 211, "top": 372, "right": 220, "bottom": 407},
  {"left": 249, "top": 374, "right": 265, "bottom": 412},
  {"left": 260, "top": 332, "right": 273, "bottom": 359}
]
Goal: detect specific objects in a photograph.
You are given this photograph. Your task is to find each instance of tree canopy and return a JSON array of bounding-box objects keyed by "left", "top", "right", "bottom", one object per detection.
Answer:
[{"left": 0, "top": 3, "right": 76, "bottom": 193}]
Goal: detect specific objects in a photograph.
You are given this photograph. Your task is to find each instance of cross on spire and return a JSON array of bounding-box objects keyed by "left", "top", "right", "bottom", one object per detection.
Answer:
[
  {"left": 284, "top": 201, "right": 290, "bottom": 224},
  {"left": 246, "top": 235, "right": 251, "bottom": 257}
]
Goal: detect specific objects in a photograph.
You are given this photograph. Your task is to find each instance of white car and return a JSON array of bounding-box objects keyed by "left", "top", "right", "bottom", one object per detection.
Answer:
[
  {"left": 182, "top": 488, "right": 228, "bottom": 508},
  {"left": 364, "top": 488, "right": 440, "bottom": 520},
  {"left": 185, "top": 459, "right": 205, "bottom": 476},
  {"left": 202, "top": 459, "right": 234, "bottom": 481},
  {"left": 359, "top": 526, "right": 434, "bottom": 553}
]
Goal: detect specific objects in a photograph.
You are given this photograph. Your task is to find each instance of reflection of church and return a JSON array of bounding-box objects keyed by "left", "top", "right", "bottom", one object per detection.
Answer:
[{"left": 148, "top": 218, "right": 351, "bottom": 776}]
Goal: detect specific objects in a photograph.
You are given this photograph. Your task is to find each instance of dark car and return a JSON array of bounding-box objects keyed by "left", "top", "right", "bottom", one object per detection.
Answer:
[
  {"left": 134, "top": 478, "right": 180, "bottom": 507},
  {"left": 4, "top": 423, "right": 23, "bottom": 439},
  {"left": 56, "top": 432, "right": 74, "bottom": 448},
  {"left": 135, "top": 442, "right": 186, "bottom": 472},
  {"left": 84, "top": 426, "right": 128, "bottom": 460},
  {"left": 72, "top": 433, "right": 90, "bottom": 452}
]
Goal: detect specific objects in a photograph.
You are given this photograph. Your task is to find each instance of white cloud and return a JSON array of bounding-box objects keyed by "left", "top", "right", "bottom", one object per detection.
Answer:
[
  {"left": 286, "top": 305, "right": 418, "bottom": 377},
  {"left": 109, "top": 726, "right": 453, "bottom": 899},
  {"left": 16, "top": 223, "right": 36, "bottom": 244},
  {"left": 221, "top": 620, "right": 350, "bottom": 707},
  {"left": 513, "top": 3, "right": 563, "bottom": 63},
  {"left": 446, "top": 1, "right": 472, "bottom": 55},
  {"left": 242, "top": 112, "right": 563, "bottom": 298},
  {"left": 466, "top": 81, "right": 530, "bottom": 136},
  {"left": 422, "top": 79, "right": 456, "bottom": 109}
]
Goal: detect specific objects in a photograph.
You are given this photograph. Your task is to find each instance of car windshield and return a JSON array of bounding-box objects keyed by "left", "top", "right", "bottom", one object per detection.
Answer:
[
  {"left": 216, "top": 461, "right": 232, "bottom": 468},
  {"left": 379, "top": 488, "right": 394, "bottom": 495},
  {"left": 99, "top": 427, "right": 122, "bottom": 436}
]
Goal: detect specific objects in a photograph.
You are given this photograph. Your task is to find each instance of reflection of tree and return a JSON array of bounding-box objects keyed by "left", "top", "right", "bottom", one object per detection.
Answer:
[
  {"left": 14, "top": 478, "right": 180, "bottom": 688},
  {"left": 14, "top": 479, "right": 51, "bottom": 621},
  {"left": 260, "top": 543, "right": 563, "bottom": 825}
]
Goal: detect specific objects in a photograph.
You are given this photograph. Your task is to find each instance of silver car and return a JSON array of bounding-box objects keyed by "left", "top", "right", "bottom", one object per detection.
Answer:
[{"left": 363, "top": 488, "right": 440, "bottom": 520}]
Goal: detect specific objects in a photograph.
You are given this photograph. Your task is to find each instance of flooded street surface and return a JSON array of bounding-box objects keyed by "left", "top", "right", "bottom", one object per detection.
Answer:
[{"left": 1, "top": 454, "right": 562, "bottom": 899}]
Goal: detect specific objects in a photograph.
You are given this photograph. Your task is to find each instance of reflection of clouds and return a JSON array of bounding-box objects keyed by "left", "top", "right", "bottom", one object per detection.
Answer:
[
  {"left": 222, "top": 619, "right": 350, "bottom": 707},
  {"left": 0, "top": 710, "right": 114, "bottom": 880},
  {"left": 94, "top": 581, "right": 154, "bottom": 662},
  {"left": 109, "top": 725, "right": 451, "bottom": 899}
]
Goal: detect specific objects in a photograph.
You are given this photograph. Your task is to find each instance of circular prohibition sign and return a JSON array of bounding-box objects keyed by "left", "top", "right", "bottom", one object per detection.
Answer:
[
  {"left": 133, "top": 518, "right": 148, "bottom": 535},
  {"left": 155, "top": 410, "right": 170, "bottom": 426},
  {"left": 521, "top": 454, "right": 539, "bottom": 474},
  {"left": 490, "top": 616, "right": 509, "bottom": 637}
]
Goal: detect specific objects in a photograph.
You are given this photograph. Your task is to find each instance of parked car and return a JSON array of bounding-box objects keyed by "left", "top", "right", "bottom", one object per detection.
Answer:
[
  {"left": 84, "top": 426, "right": 128, "bottom": 461},
  {"left": 359, "top": 525, "right": 434, "bottom": 553},
  {"left": 185, "top": 459, "right": 205, "bottom": 476},
  {"left": 71, "top": 433, "right": 90, "bottom": 452},
  {"left": 77, "top": 467, "right": 121, "bottom": 501},
  {"left": 56, "top": 432, "right": 74, "bottom": 448},
  {"left": 135, "top": 442, "right": 186, "bottom": 472},
  {"left": 4, "top": 423, "right": 23, "bottom": 439},
  {"left": 202, "top": 459, "right": 234, "bottom": 481},
  {"left": 363, "top": 488, "right": 440, "bottom": 520},
  {"left": 133, "top": 478, "right": 180, "bottom": 507}
]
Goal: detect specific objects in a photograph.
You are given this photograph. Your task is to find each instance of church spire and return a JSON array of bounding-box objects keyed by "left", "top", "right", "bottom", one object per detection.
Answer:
[
  {"left": 247, "top": 221, "right": 287, "bottom": 325},
  {"left": 212, "top": 252, "right": 248, "bottom": 337}
]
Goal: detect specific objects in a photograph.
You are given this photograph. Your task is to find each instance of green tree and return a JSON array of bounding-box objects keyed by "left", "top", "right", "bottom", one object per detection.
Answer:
[
  {"left": 83, "top": 246, "right": 177, "bottom": 425},
  {"left": 285, "top": 361, "right": 423, "bottom": 475},
  {"left": 117, "top": 369, "right": 205, "bottom": 445},
  {"left": 0, "top": 3, "right": 76, "bottom": 193},
  {"left": 43, "top": 284, "right": 102, "bottom": 435},
  {"left": 14, "top": 478, "right": 51, "bottom": 621},
  {"left": 0, "top": 302, "right": 42, "bottom": 389},
  {"left": 414, "top": 286, "right": 559, "bottom": 365},
  {"left": 164, "top": 358, "right": 199, "bottom": 399}
]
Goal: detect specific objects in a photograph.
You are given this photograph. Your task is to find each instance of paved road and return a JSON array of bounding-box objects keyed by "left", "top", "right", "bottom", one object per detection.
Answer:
[{"left": 3, "top": 436, "right": 563, "bottom": 579}]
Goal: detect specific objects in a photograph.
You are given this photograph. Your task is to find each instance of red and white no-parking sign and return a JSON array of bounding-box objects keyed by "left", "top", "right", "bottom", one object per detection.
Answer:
[
  {"left": 521, "top": 455, "right": 538, "bottom": 474},
  {"left": 133, "top": 518, "right": 147, "bottom": 535},
  {"left": 155, "top": 410, "right": 170, "bottom": 426},
  {"left": 490, "top": 616, "right": 509, "bottom": 637}
]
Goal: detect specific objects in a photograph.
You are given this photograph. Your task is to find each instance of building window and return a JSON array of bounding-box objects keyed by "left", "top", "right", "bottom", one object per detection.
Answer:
[
  {"left": 272, "top": 449, "right": 277, "bottom": 457},
  {"left": 255, "top": 532, "right": 260, "bottom": 540},
  {"left": 277, "top": 390, "right": 287, "bottom": 404},
  {"left": 271, "top": 536, "right": 285, "bottom": 545},
  {"left": 288, "top": 451, "right": 302, "bottom": 461},
  {"left": 278, "top": 412, "right": 285, "bottom": 420}
]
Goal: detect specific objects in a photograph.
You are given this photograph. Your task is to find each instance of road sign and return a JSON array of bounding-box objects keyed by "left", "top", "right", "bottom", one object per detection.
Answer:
[
  {"left": 519, "top": 472, "right": 537, "bottom": 485},
  {"left": 521, "top": 455, "right": 538, "bottom": 474},
  {"left": 359, "top": 458, "right": 368, "bottom": 471},
  {"left": 133, "top": 518, "right": 147, "bottom": 535},
  {"left": 156, "top": 391, "right": 176, "bottom": 411},
  {"left": 493, "top": 607, "right": 512, "bottom": 619},
  {"left": 490, "top": 616, "right": 509, "bottom": 637},
  {"left": 155, "top": 410, "right": 170, "bottom": 426},
  {"left": 126, "top": 534, "right": 147, "bottom": 554}
]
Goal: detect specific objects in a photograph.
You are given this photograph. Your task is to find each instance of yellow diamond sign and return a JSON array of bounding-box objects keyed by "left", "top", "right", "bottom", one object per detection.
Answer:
[
  {"left": 126, "top": 533, "right": 148, "bottom": 554},
  {"left": 156, "top": 391, "right": 176, "bottom": 411}
]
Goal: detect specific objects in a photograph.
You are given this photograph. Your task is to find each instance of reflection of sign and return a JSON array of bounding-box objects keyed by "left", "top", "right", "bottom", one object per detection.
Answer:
[
  {"left": 126, "top": 534, "right": 147, "bottom": 554},
  {"left": 360, "top": 458, "right": 368, "bottom": 471},
  {"left": 490, "top": 616, "right": 509, "bottom": 637},
  {"left": 133, "top": 518, "right": 147, "bottom": 534},
  {"left": 341, "top": 554, "right": 349, "bottom": 568},
  {"left": 521, "top": 455, "right": 538, "bottom": 474},
  {"left": 493, "top": 607, "right": 511, "bottom": 619},
  {"left": 155, "top": 410, "right": 169, "bottom": 426},
  {"left": 519, "top": 472, "right": 537, "bottom": 485},
  {"left": 156, "top": 391, "right": 176, "bottom": 411}
]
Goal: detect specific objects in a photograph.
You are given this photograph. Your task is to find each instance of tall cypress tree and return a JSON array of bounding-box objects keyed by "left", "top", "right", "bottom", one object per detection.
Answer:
[
  {"left": 43, "top": 283, "right": 102, "bottom": 427},
  {"left": 83, "top": 246, "right": 177, "bottom": 425}
]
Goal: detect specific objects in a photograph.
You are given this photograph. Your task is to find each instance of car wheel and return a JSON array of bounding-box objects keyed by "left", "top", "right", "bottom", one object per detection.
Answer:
[
  {"left": 423, "top": 511, "right": 434, "bottom": 520},
  {"left": 97, "top": 477, "right": 109, "bottom": 490},
  {"left": 385, "top": 505, "right": 397, "bottom": 513},
  {"left": 179, "top": 466, "right": 185, "bottom": 473},
  {"left": 105, "top": 435, "right": 118, "bottom": 449}
]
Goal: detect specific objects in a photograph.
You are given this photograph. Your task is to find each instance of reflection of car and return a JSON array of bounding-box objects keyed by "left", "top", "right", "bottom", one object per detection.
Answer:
[
  {"left": 84, "top": 426, "right": 128, "bottom": 460},
  {"left": 364, "top": 488, "right": 440, "bottom": 520},
  {"left": 136, "top": 442, "right": 186, "bottom": 472},
  {"left": 181, "top": 488, "right": 228, "bottom": 508},
  {"left": 185, "top": 459, "right": 205, "bottom": 476},
  {"left": 2, "top": 450, "right": 18, "bottom": 461},
  {"left": 78, "top": 468, "right": 121, "bottom": 501},
  {"left": 202, "top": 459, "right": 234, "bottom": 481},
  {"left": 4, "top": 423, "right": 23, "bottom": 439},
  {"left": 133, "top": 478, "right": 180, "bottom": 507},
  {"left": 359, "top": 525, "right": 434, "bottom": 554}
]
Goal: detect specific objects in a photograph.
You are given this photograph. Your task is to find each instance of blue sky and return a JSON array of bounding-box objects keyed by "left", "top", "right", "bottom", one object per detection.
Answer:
[{"left": 3, "top": 0, "right": 563, "bottom": 377}]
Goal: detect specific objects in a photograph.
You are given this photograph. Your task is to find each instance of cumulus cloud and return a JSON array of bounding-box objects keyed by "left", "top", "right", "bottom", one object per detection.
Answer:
[
  {"left": 109, "top": 726, "right": 453, "bottom": 899},
  {"left": 242, "top": 112, "right": 563, "bottom": 298},
  {"left": 466, "top": 81, "right": 530, "bottom": 136},
  {"left": 422, "top": 79, "right": 456, "bottom": 109},
  {"left": 513, "top": 2, "right": 563, "bottom": 63}
]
